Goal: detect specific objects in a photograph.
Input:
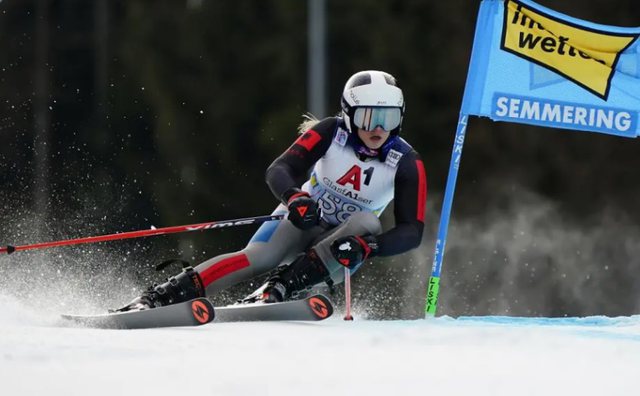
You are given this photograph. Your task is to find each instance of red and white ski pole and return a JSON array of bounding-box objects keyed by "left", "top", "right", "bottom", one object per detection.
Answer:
[
  {"left": 343, "top": 266, "right": 354, "bottom": 321},
  {"left": 0, "top": 214, "right": 285, "bottom": 255}
]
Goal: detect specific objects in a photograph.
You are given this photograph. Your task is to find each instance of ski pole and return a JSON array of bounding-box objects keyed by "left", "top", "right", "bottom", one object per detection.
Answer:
[
  {"left": 343, "top": 266, "right": 354, "bottom": 321},
  {"left": 0, "top": 214, "right": 285, "bottom": 255}
]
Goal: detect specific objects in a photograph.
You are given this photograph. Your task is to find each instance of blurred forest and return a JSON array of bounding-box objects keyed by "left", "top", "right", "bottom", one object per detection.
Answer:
[{"left": 0, "top": 0, "right": 639, "bottom": 319}]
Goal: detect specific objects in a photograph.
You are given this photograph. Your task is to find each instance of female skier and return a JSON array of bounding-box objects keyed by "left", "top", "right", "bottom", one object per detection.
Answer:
[{"left": 119, "top": 70, "right": 427, "bottom": 310}]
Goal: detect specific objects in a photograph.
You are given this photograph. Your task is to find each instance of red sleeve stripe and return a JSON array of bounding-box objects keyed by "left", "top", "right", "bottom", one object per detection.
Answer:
[
  {"left": 416, "top": 160, "right": 427, "bottom": 222},
  {"left": 199, "top": 254, "right": 250, "bottom": 287},
  {"left": 294, "top": 129, "right": 322, "bottom": 151}
]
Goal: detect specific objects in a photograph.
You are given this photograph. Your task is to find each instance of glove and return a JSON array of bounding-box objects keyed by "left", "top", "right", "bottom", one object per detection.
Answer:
[
  {"left": 286, "top": 191, "right": 320, "bottom": 230},
  {"left": 330, "top": 235, "right": 379, "bottom": 269}
]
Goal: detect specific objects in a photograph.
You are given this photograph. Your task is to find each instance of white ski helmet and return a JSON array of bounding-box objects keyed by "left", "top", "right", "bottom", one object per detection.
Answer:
[{"left": 340, "top": 70, "right": 405, "bottom": 136}]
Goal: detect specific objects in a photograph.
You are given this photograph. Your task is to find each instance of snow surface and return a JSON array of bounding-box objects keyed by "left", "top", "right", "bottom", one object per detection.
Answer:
[{"left": 1, "top": 293, "right": 639, "bottom": 396}]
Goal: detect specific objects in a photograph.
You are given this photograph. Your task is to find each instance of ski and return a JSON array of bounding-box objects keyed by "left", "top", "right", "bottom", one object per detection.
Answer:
[
  {"left": 61, "top": 294, "right": 333, "bottom": 329},
  {"left": 214, "top": 294, "right": 333, "bottom": 323},
  {"left": 61, "top": 297, "right": 215, "bottom": 329}
]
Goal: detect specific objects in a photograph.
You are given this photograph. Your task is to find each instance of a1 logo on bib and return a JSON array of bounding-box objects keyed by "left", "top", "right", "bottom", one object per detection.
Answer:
[{"left": 337, "top": 165, "right": 375, "bottom": 191}]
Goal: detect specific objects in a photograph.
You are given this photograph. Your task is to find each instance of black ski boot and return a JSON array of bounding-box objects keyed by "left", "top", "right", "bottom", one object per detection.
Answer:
[
  {"left": 117, "top": 266, "right": 205, "bottom": 312},
  {"left": 241, "top": 250, "right": 330, "bottom": 304}
]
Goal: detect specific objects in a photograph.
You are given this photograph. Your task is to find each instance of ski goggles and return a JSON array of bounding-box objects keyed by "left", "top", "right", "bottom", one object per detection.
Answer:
[{"left": 352, "top": 107, "right": 402, "bottom": 132}]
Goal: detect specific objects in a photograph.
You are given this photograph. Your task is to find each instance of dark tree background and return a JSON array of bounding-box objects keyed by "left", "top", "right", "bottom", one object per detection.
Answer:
[{"left": 0, "top": 0, "right": 639, "bottom": 318}]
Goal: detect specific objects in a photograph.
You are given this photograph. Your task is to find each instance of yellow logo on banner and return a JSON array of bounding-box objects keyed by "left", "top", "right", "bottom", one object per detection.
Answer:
[{"left": 502, "top": 0, "right": 638, "bottom": 99}]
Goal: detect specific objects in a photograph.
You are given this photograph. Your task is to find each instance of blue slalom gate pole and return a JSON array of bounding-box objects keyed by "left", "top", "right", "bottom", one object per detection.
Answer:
[{"left": 424, "top": 113, "right": 469, "bottom": 317}]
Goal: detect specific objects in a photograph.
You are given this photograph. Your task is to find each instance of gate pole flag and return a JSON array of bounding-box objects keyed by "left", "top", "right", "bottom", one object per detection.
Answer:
[{"left": 425, "top": 0, "right": 640, "bottom": 317}]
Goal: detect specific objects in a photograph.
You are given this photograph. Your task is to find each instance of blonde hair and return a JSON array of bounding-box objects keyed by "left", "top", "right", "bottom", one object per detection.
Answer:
[{"left": 297, "top": 113, "right": 320, "bottom": 134}]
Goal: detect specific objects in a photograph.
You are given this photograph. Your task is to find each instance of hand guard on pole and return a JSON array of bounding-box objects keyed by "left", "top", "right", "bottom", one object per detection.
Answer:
[
  {"left": 330, "top": 235, "right": 378, "bottom": 269},
  {"left": 286, "top": 191, "right": 320, "bottom": 230}
]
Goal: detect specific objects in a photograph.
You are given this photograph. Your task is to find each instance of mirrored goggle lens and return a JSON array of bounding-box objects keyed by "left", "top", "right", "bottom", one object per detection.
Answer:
[{"left": 353, "top": 107, "right": 401, "bottom": 131}]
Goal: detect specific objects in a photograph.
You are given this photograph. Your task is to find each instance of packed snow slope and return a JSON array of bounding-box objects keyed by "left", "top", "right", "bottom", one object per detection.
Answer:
[{"left": 1, "top": 294, "right": 639, "bottom": 396}]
